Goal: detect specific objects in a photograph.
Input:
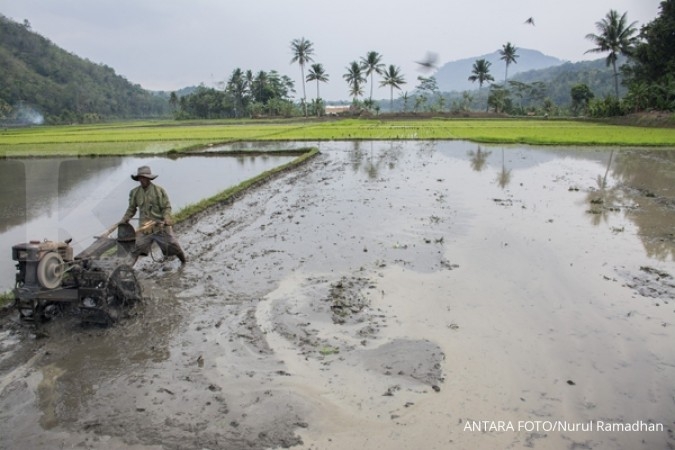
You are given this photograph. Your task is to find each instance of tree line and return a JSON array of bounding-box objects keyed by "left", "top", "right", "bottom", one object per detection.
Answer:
[
  {"left": 177, "top": 1, "right": 673, "bottom": 119},
  {"left": 172, "top": 39, "right": 407, "bottom": 120},
  {"left": 2, "top": 2, "right": 673, "bottom": 124}
]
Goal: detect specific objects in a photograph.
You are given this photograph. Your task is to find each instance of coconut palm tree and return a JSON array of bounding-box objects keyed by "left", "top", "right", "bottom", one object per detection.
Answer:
[
  {"left": 468, "top": 59, "right": 495, "bottom": 111},
  {"left": 499, "top": 42, "right": 519, "bottom": 84},
  {"left": 379, "top": 65, "right": 406, "bottom": 112},
  {"left": 360, "top": 51, "right": 386, "bottom": 102},
  {"left": 245, "top": 70, "right": 255, "bottom": 95},
  {"left": 226, "top": 68, "right": 248, "bottom": 118},
  {"left": 399, "top": 91, "right": 410, "bottom": 112},
  {"left": 252, "top": 70, "right": 268, "bottom": 103},
  {"left": 343, "top": 61, "right": 366, "bottom": 103},
  {"left": 585, "top": 10, "right": 638, "bottom": 98},
  {"left": 290, "top": 37, "right": 315, "bottom": 116},
  {"left": 468, "top": 59, "right": 494, "bottom": 90},
  {"left": 306, "top": 63, "right": 329, "bottom": 103}
]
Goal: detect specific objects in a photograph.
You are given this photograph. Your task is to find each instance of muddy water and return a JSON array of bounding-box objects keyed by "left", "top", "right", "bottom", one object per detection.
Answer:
[
  {"left": 0, "top": 154, "right": 295, "bottom": 292},
  {"left": 1, "top": 141, "right": 674, "bottom": 450}
]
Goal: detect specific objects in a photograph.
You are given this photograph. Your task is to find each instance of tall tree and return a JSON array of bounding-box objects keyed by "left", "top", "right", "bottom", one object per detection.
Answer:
[
  {"left": 499, "top": 42, "right": 519, "bottom": 84},
  {"left": 585, "top": 9, "right": 638, "bottom": 97},
  {"left": 399, "top": 91, "right": 410, "bottom": 112},
  {"left": 379, "top": 65, "right": 406, "bottom": 112},
  {"left": 252, "top": 70, "right": 269, "bottom": 103},
  {"left": 343, "top": 61, "right": 366, "bottom": 103},
  {"left": 360, "top": 51, "right": 386, "bottom": 102},
  {"left": 570, "top": 83, "right": 595, "bottom": 116},
  {"left": 226, "top": 68, "right": 248, "bottom": 118},
  {"left": 306, "top": 63, "right": 329, "bottom": 102},
  {"left": 468, "top": 59, "right": 494, "bottom": 112},
  {"left": 290, "top": 37, "right": 315, "bottom": 116},
  {"left": 624, "top": 0, "right": 675, "bottom": 111}
]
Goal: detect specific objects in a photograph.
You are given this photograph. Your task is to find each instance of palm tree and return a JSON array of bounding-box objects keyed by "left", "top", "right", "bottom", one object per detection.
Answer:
[
  {"left": 499, "top": 42, "right": 519, "bottom": 84},
  {"left": 306, "top": 63, "right": 329, "bottom": 103},
  {"left": 245, "top": 70, "right": 255, "bottom": 95},
  {"left": 399, "top": 91, "right": 410, "bottom": 112},
  {"left": 468, "top": 59, "right": 494, "bottom": 111},
  {"left": 249, "top": 70, "right": 265, "bottom": 103},
  {"left": 343, "top": 61, "right": 366, "bottom": 103},
  {"left": 360, "top": 51, "right": 385, "bottom": 102},
  {"left": 379, "top": 65, "right": 406, "bottom": 112},
  {"left": 468, "top": 59, "right": 494, "bottom": 90},
  {"left": 585, "top": 10, "right": 638, "bottom": 98},
  {"left": 290, "top": 37, "right": 315, "bottom": 116},
  {"left": 226, "top": 68, "right": 248, "bottom": 118}
]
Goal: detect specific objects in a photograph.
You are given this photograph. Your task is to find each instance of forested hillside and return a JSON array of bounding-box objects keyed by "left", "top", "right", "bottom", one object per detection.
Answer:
[
  {"left": 509, "top": 57, "right": 625, "bottom": 106},
  {"left": 0, "top": 15, "right": 169, "bottom": 124}
]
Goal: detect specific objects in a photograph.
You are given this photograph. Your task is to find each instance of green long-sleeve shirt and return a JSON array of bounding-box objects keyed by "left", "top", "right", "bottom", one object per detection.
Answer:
[{"left": 123, "top": 182, "right": 173, "bottom": 226}]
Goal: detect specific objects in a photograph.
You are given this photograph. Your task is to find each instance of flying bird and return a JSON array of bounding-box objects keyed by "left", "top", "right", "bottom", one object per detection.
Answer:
[
  {"left": 415, "top": 52, "right": 439, "bottom": 73},
  {"left": 524, "top": 17, "right": 535, "bottom": 26}
]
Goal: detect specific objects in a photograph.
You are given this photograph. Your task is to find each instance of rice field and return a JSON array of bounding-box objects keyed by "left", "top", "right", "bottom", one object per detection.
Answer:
[{"left": 1, "top": 117, "right": 675, "bottom": 157}]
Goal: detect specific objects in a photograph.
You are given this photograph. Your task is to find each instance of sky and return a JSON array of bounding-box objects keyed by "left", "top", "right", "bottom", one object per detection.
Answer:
[{"left": 0, "top": 0, "right": 663, "bottom": 102}]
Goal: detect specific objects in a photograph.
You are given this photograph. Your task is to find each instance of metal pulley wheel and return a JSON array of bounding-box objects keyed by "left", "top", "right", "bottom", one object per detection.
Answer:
[{"left": 37, "top": 252, "right": 64, "bottom": 289}]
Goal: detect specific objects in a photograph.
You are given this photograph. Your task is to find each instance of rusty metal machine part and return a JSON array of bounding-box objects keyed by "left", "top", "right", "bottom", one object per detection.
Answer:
[{"left": 11, "top": 224, "right": 142, "bottom": 325}]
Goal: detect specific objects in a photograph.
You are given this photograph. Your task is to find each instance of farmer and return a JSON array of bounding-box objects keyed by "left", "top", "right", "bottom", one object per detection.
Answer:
[{"left": 120, "top": 165, "right": 187, "bottom": 265}]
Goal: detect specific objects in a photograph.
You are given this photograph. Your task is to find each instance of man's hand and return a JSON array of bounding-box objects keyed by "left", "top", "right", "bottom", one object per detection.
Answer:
[
  {"left": 163, "top": 217, "right": 173, "bottom": 227},
  {"left": 120, "top": 216, "right": 130, "bottom": 224}
]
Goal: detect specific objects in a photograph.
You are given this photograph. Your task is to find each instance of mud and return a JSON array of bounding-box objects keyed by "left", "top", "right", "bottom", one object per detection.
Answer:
[{"left": 1, "top": 141, "right": 675, "bottom": 450}]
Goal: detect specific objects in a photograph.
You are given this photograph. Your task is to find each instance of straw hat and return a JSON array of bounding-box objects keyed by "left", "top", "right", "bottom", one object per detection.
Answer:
[{"left": 131, "top": 165, "right": 158, "bottom": 181}]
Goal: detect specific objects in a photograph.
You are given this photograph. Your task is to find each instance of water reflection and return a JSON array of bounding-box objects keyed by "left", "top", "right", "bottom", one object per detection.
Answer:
[
  {"left": 468, "top": 146, "right": 491, "bottom": 172},
  {"left": 0, "top": 160, "right": 26, "bottom": 232},
  {"left": 611, "top": 150, "right": 675, "bottom": 260},
  {"left": 578, "top": 149, "right": 675, "bottom": 259},
  {"left": 585, "top": 150, "right": 622, "bottom": 226},
  {"left": 347, "top": 141, "right": 403, "bottom": 179},
  {"left": 441, "top": 142, "right": 675, "bottom": 262},
  {"left": 495, "top": 148, "right": 512, "bottom": 189}
]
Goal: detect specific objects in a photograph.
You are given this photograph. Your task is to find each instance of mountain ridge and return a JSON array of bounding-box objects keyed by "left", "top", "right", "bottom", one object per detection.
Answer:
[{"left": 433, "top": 48, "right": 566, "bottom": 92}]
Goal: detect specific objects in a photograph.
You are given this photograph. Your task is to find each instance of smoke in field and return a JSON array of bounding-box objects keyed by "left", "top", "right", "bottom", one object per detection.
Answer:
[{"left": 1, "top": 103, "right": 45, "bottom": 126}]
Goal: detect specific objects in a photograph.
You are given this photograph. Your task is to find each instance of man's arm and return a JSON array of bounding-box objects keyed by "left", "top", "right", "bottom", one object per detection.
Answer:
[{"left": 121, "top": 188, "right": 138, "bottom": 223}]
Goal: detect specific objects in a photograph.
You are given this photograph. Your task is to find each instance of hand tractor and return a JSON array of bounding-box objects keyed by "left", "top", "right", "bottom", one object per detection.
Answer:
[{"left": 11, "top": 223, "right": 142, "bottom": 325}]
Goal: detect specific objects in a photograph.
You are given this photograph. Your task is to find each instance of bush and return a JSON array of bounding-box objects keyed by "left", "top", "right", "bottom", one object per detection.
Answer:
[
  {"left": 588, "top": 96, "right": 627, "bottom": 117},
  {"left": 0, "top": 291, "right": 14, "bottom": 308}
]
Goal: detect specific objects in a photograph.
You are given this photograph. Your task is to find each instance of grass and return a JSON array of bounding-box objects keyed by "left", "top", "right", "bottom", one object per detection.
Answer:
[
  {"left": 2, "top": 117, "right": 675, "bottom": 158},
  {"left": 0, "top": 291, "right": 14, "bottom": 308}
]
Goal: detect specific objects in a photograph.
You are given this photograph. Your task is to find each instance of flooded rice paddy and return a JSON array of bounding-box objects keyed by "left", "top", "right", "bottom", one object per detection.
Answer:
[
  {"left": 0, "top": 153, "right": 296, "bottom": 292},
  {"left": 0, "top": 140, "right": 674, "bottom": 450}
]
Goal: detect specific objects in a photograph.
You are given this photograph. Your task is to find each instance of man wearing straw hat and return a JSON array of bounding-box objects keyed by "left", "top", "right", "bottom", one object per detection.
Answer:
[{"left": 120, "top": 165, "right": 187, "bottom": 265}]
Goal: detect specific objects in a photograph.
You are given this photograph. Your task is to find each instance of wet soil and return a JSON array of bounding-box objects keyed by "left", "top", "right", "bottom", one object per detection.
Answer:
[{"left": 1, "top": 141, "right": 675, "bottom": 450}]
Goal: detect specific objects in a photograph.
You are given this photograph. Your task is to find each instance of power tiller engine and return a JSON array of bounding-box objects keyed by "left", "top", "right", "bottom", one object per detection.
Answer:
[{"left": 11, "top": 223, "right": 141, "bottom": 325}]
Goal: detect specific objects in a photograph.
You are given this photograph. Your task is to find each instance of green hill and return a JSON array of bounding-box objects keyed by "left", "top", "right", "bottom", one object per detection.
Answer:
[
  {"left": 509, "top": 57, "right": 627, "bottom": 106},
  {"left": 0, "top": 15, "right": 170, "bottom": 125}
]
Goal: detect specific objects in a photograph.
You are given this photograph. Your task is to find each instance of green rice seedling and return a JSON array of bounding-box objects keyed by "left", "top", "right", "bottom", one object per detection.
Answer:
[{"left": 2, "top": 118, "right": 675, "bottom": 158}]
